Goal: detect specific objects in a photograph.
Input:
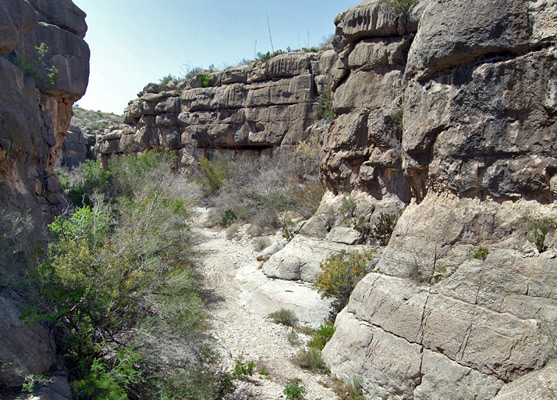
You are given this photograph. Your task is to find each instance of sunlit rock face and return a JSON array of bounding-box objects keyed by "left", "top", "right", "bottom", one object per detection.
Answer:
[
  {"left": 0, "top": 0, "right": 89, "bottom": 394},
  {"left": 94, "top": 49, "right": 338, "bottom": 168},
  {"left": 319, "top": 0, "right": 557, "bottom": 399}
]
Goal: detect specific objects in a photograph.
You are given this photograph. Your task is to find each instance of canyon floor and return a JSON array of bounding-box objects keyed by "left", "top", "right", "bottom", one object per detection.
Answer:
[{"left": 191, "top": 208, "right": 339, "bottom": 400}]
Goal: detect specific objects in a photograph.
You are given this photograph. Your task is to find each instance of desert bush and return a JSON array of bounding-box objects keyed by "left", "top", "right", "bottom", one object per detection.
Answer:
[
  {"left": 317, "top": 86, "right": 334, "bottom": 121},
  {"left": 27, "top": 152, "right": 216, "bottom": 399},
  {"left": 232, "top": 355, "right": 255, "bottom": 379},
  {"left": 308, "top": 320, "right": 336, "bottom": 350},
  {"left": 381, "top": 0, "right": 418, "bottom": 13},
  {"left": 284, "top": 379, "right": 306, "bottom": 399},
  {"left": 202, "top": 152, "right": 323, "bottom": 232},
  {"left": 468, "top": 246, "right": 489, "bottom": 261},
  {"left": 294, "top": 348, "right": 326, "bottom": 371},
  {"left": 288, "top": 330, "right": 302, "bottom": 346},
  {"left": 268, "top": 308, "right": 298, "bottom": 327},
  {"left": 314, "top": 250, "right": 375, "bottom": 313},
  {"left": 198, "top": 156, "right": 232, "bottom": 195},
  {"left": 330, "top": 377, "right": 365, "bottom": 400},
  {"left": 372, "top": 211, "right": 400, "bottom": 245}
]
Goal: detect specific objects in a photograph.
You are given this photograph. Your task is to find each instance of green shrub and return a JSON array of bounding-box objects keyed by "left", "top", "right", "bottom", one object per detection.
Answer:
[
  {"left": 284, "top": 379, "right": 306, "bottom": 400},
  {"left": 528, "top": 220, "right": 553, "bottom": 253},
  {"left": 268, "top": 308, "right": 298, "bottom": 327},
  {"left": 372, "top": 212, "right": 400, "bottom": 246},
  {"left": 308, "top": 320, "right": 336, "bottom": 350},
  {"left": 381, "top": 0, "right": 418, "bottom": 13},
  {"left": 294, "top": 348, "right": 325, "bottom": 371},
  {"left": 469, "top": 246, "right": 489, "bottom": 261},
  {"left": 339, "top": 195, "right": 357, "bottom": 222},
  {"left": 198, "top": 156, "right": 231, "bottom": 194},
  {"left": 317, "top": 86, "right": 334, "bottom": 121},
  {"left": 221, "top": 209, "right": 238, "bottom": 227},
  {"left": 16, "top": 42, "right": 58, "bottom": 92},
  {"left": 195, "top": 73, "right": 213, "bottom": 88},
  {"left": 159, "top": 74, "right": 178, "bottom": 90},
  {"left": 233, "top": 355, "right": 255, "bottom": 378},
  {"left": 56, "top": 159, "right": 111, "bottom": 206},
  {"left": 314, "top": 250, "right": 375, "bottom": 312},
  {"left": 27, "top": 152, "right": 210, "bottom": 399}
]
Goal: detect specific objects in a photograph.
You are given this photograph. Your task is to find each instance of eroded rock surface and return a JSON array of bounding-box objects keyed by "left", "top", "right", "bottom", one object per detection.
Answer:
[
  {"left": 95, "top": 50, "right": 337, "bottom": 167},
  {"left": 0, "top": 0, "right": 89, "bottom": 395},
  {"left": 317, "top": 0, "right": 557, "bottom": 398}
]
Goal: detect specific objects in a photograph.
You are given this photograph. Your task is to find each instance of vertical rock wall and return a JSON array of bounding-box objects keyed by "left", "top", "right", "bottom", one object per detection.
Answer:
[
  {"left": 321, "top": 0, "right": 557, "bottom": 398},
  {"left": 0, "top": 0, "right": 89, "bottom": 393},
  {"left": 94, "top": 50, "right": 338, "bottom": 168}
]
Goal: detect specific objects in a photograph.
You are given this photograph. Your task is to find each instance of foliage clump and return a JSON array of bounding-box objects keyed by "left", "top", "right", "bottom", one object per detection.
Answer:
[
  {"left": 317, "top": 86, "right": 334, "bottom": 121},
  {"left": 528, "top": 220, "right": 554, "bottom": 253},
  {"left": 16, "top": 42, "right": 58, "bottom": 92},
  {"left": 314, "top": 250, "right": 375, "bottom": 313},
  {"left": 308, "top": 320, "right": 336, "bottom": 350},
  {"left": 198, "top": 152, "right": 323, "bottom": 235},
  {"left": 268, "top": 308, "right": 298, "bottom": 327},
  {"left": 28, "top": 151, "right": 227, "bottom": 399},
  {"left": 284, "top": 379, "right": 306, "bottom": 399}
]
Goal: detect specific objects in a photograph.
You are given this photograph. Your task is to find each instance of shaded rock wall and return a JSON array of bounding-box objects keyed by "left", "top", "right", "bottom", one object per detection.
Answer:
[
  {"left": 0, "top": 0, "right": 89, "bottom": 393},
  {"left": 319, "top": 0, "right": 557, "bottom": 398},
  {"left": 94, "top": 50, "right": 337, "bottom": 166}
]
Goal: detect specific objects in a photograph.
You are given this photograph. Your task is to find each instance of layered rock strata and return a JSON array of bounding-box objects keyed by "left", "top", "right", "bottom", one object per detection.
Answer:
[
  {"left": 0, "top": 0, "right": 89, "bottom": 394},
  {"left": 317, "top": 0, "right": 557, "bottom": 399},
  {"left": 95, "top": 50, "right": 338, "bottom": 167}
]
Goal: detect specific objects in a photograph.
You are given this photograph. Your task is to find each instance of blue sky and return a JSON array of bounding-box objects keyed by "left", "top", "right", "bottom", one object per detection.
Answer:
[{"left": 71, "top": 0, "right": 359, "bottom": 114}]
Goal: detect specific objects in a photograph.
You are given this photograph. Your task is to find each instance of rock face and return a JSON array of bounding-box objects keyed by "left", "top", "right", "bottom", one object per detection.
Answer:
[
  {"left": 319, "top": 0, "right": 557, "bottom": 399},
  {"left": 0, "top": 0, "right": 89, "bottom": 394},
  {"left": 94, "top": 50, "right": 337, "bottom": 166}
]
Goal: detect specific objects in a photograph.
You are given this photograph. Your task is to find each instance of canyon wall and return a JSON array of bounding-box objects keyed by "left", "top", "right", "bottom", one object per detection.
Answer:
[
  {"left": 318, "top": 0, "right": 557, "bottom": 398},
  {"left": 0, "top": 0, "right": 89, "bottom": 394},
  {"left": 95, "top": 50, "right": 338, "bottom": 167}
]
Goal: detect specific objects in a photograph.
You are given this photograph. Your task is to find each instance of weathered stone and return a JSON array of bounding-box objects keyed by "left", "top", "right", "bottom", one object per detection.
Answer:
[
  {"left": 407, "top": 0, "right": 537, "bottom": 80},
  {"left": 27, "top": 0, "right": 87, "bottom": 38},
  {"left": 493, "top": 361, "right": 557, "bottom": 400}
]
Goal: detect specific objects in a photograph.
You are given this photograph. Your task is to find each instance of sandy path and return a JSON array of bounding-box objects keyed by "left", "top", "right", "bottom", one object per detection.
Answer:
[{"left": 191, "top": 209, "right": 338, "bottom": 400}]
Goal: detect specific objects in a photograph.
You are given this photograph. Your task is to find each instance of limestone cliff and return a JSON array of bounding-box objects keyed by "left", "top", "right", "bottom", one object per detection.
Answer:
[
  {"left": 316, "top": 0, "right": 557, "bottom": 398},
  {"left": 0, "top": 0, "right": 89, "bottom": 394},
  {"left": 94, "top": 50, "right": 337, "bottom": 166}
]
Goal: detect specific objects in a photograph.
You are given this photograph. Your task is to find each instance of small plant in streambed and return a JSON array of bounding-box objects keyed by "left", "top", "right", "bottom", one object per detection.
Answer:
[
  {"left": 221, "top": 209, "right": 238, "bottom": 227},
  {"left": 468, "top": 246, "right": 489, "bottom": 261},
  {"left": 268, "top": 308, "right": 298, "bottom": 327},
  {"left": 308, "top": 320, "right": 336, "bottom": 350},
  {"left": 288, "top": 329, "right": 303, "bottom": 347},
  {"left": 294, "top": 348, "right": 326, "bottom": 372},
  {"left": 233, "top": 355, "right": 256, "bottom": 379},
  {"left": 284, "top": 379, "right": 306, "bottom": 400},
  {"left": 330, "top": 377, "right": 366, "bottom": 400}
]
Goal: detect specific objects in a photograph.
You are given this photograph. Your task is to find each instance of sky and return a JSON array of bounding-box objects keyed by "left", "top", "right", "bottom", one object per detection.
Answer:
[{"left": 71, "top": 0, "right": 360, "bottom": 114}]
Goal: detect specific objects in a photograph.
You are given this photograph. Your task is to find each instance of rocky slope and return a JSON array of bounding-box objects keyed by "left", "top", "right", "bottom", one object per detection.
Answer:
[
  {"left": 58, "top": 106, "right": 120, "bottom": 168},
  {"left": 94, "top": 50, "right": 337, "bottom": 167},
  {"left": 311, "top": 0, "right": 557, "bottom": 399},
  {"left": 0, "top": 0, "right": 89, "bottom": 395}
]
